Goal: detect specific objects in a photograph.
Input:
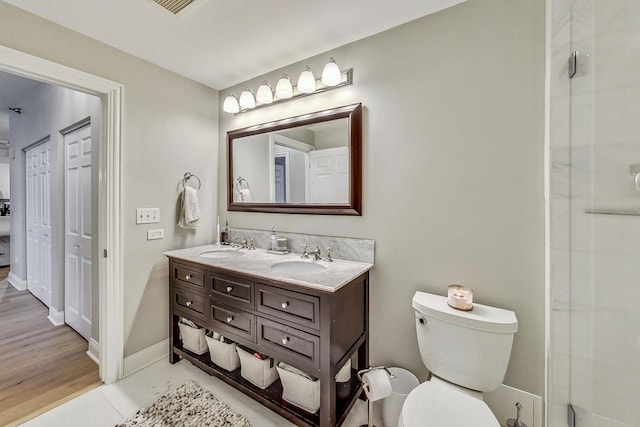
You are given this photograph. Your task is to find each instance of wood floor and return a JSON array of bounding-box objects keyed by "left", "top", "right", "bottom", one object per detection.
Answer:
[{"left": 0, "top": 269, "right": 101, "bottom": 426}]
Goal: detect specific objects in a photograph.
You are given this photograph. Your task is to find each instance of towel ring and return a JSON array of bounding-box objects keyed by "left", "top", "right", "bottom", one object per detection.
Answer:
[
  {"left": 182, "top": 172, "right": 201, "bottom": 190},
  {"left": 235, "top": 177, "right": 250, "bottom": 193}
]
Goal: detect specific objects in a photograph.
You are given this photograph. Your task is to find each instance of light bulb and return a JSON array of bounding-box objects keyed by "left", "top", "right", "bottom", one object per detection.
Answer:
[
  {"left": 322, "top": 57, "right": 342, "bottom": 86},
  {"left": 255, "top": 81, "right": 273, "bottom": 104},
  {"left": 222, "top": 94, "right": 240, "bottom": 113},
  {"left": 275, "top": 74, "right": 293, "bottom": 99},
  {"left": 297, "top": 66, "right": 316, "bottom": 94},
  {"left": 239, "top": 88, "right": 256, "bottom": 110}
]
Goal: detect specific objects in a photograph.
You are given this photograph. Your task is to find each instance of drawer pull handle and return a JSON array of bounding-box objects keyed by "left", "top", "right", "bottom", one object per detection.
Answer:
[
  {"left": 185, "top": 300, "right": 193, "bottom": 307},
  {"left": 226, "top": 316, "right": 234, "bottom": 323},
  {"left": 282, "top": 336, "right": 290, "bottom": 345},
  {"left": 185, "top": 274, "right": 192, "bottom": 280},
  {"left": 226, "top": 286, "right": 233, "bottom": 292},
  {"left": 281, "top": 301, "right": 289, "bottom": 309}
]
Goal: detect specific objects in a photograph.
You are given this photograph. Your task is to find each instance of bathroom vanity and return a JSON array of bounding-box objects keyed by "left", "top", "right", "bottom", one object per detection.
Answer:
[{"left": 165, "top": 245, "right": 372, "bottom": 427}]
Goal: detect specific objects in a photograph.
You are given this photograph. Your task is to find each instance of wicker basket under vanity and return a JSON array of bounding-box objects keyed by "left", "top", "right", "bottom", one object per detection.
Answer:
[
  {"left": 205, "top": 335, "right": 240, "bottom": 371},
  {"left": 237, "top": 347, "right": 279, "bottom": 389},
  {"left": 178, "top": 322, "right": 208, "bottom": 355}
]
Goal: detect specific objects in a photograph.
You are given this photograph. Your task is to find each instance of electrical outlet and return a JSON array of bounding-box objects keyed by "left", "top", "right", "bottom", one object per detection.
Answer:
[
  {"left": 484, "top": 384, "right": 542, "bottom": 427},
  {"left": 136, "top": 208, "right": 160, "bottom": 224},
  {"left": 147, "top": 229, "right": 164, "bottom": 240}
]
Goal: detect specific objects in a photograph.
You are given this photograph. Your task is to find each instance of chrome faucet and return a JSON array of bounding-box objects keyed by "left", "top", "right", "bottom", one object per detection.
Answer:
[{"left": 309, "top": 245, "right": 322, "bottom": 261}]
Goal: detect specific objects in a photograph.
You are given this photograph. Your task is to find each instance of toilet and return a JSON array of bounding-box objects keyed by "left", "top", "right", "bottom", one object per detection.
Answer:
[{"left": 398, "top": 291, "right": 518, "bottom": 427}]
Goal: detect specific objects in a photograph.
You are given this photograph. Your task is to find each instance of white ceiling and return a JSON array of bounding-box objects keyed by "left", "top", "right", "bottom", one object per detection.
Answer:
[
  {"left": 0, "top": 70, "right": 41, "bottom": 142},
  {"left": 3, "top": 0, "right": 466, "bottom": 90}
]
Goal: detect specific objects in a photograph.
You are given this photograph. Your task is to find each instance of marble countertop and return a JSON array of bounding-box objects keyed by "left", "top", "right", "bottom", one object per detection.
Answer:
[{"left": 164, "top": 244, "right": 373, "bottom": 293}]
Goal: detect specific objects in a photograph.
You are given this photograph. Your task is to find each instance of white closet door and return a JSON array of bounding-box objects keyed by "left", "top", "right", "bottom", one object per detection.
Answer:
[
  {"left": 308, "top": 146, "right": 349, "bottom": 203},
  {"left": 25, "top": 140, "right": 52, "bottom": 307},
  {"left": 64, "top": 125, "right": 92, "bottom": 340}
]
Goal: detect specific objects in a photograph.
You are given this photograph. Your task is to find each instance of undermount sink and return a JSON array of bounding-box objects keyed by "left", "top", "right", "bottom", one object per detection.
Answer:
[
  {"left": 270, "top": 261, "right": 327, "bottom": 275},
  {"left": 199, "top": 249, "right": 245, "bottom": 259}
]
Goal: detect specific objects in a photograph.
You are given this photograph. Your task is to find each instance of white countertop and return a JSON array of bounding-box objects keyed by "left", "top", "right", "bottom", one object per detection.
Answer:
[{"left": 164, "top": 244, "right": 373, "bottom": 292}]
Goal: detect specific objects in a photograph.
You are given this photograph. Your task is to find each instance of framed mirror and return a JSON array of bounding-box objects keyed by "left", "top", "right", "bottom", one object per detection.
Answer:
[{"left": 227, "top": 103, "right": 362, "bottom": 215}]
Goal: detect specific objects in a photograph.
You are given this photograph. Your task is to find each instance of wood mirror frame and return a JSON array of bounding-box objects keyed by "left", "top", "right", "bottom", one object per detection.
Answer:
[{"left": 227, "top": 103, "right": 362, "bottom": 215}]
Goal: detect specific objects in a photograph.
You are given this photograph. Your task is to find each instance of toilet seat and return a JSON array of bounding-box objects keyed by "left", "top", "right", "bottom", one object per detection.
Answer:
[{"left": 399, "top": 377, "right": 500, "bottom": 427}]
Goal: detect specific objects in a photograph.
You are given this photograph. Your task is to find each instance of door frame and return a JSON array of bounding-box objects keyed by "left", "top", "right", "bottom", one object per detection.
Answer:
[{"left": 0, "top": 45, "right": 123, "bottom": 384}]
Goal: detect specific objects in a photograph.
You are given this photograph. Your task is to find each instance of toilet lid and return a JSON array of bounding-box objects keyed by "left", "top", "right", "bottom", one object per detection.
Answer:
[{"left": 400, "top": 379, "right": 500, "bottom": 427}]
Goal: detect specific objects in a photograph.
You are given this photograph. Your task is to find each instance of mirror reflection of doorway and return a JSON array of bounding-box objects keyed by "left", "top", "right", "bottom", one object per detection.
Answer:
[{"left": 274, "top": 155, "right": 287, "bottom": 203}]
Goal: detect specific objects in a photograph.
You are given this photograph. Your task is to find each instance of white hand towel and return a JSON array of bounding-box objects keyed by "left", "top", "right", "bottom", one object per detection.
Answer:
[
  {"left": 239, "top": 188, "right": 252, "bottom": 202},
  {"left": 178, "top": 187, "right": 200, "bottom": 229}
]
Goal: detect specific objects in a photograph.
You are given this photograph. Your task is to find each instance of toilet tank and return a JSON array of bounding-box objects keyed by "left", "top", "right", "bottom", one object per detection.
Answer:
[{"left": 412, "top": 291, "right": 517, "bottom": 392}]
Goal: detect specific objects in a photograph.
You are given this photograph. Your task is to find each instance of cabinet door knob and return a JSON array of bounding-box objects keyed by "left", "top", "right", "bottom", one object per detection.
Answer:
[
  {"left": 226, "top": 286, "right": 233, "bottom": 293},
  {"left": 185, "top": 300, "right": 193, "bottom": 307},
  {"left": 226, "top": 316, "right": 234, "bottom": 323},
  {"left": 282, "top": 336, "right": 290, "bottom": 345},
  {"left": 281, "top": 301, "right": 289, "bottom": 309},
  {"left": 185, "top": 274, "right": 191, "bottom": 280}
]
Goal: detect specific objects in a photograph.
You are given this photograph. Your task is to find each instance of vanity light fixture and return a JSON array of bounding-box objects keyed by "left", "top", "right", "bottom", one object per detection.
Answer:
[
  {"left": 255, "top": 81, "right": 274, "bottom": 104},
  {"left": 238, "top": 88, "right": 256, "bottom": 110},
  {"left": 223, "top": 58, "right": 353, "bottom": 114},
  {"left": 297, "top": 66, "right": 316, "bottom": 94},
  {"left": 275, "top": 74, "right": 293, "bottom": 99},
  {"left": 222, "top": 93, "right": 240, "bottom": 113},
  {"left": 321, "top": 57, "right": 342, "bottom": 86}
]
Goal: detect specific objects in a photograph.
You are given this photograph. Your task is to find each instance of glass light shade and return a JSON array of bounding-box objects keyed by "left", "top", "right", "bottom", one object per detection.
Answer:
[
  {"left": 238, "top": 89, "right": 256, "bottom": 110},
  {"left": 222, "top": 94, "right": 240, "bottom": 113},
  {"left": 297, "top": 66, "right": 316, "bottom": 94},
  {"left": 255, "top": 81, "right": 273, "bottom": 104},
  {"left": 275, "top": 75, "right": 293, "bottom": 99},
  {"left": 322, "top": 58, "right": 342, "bottom": 86}
]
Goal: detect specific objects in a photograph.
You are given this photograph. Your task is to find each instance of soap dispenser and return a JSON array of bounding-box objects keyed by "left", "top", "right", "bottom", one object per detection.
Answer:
[{"left": 269, "top": 227, "right": 277, "bottom": 251}]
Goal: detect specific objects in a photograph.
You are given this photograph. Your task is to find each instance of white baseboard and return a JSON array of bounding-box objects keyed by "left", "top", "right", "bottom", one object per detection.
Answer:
[
  {"left": 86, "top": 338, "right": 100, "bottom": 365},
  {"left": 485, "top": 384, "right": 543, "bottom": 427},
  {"left": 47, "top": 307, "right": 65, "bottom": 326},
  {"left": 8, "top": 271, "right": 27, "bottom": 291},
  {"left": 123, "top": 339, "right": 169, "bottom": 377}
]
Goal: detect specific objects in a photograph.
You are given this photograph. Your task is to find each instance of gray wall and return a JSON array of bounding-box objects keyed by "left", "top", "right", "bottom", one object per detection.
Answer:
[
  {"left": 218, "top": 0, "right": 546, "bottom": 396},
  {"left": 9, "top": 82, "right": 102, "bottom": 340},
  {"left": 0, "top": 2, "right": 219, "bottom": 357}
]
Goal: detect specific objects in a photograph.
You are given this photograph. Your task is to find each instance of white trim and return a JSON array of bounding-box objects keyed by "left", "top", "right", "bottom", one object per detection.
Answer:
[
  {"left": 123, "top": 339, "right": 169, "bottom": 377},
  {"left": 0, "top": 45, "right": 124, "bottom": 385},
  {"left": 47, "top": 307, "right": 65, "bottom": 326},
  {"left": 87, "top": 338, "right": 100, "bottom": 365},
  {"left": 7, "top": 271, "right": 27, "bottom": 290},
  {"left": 544, "top": 1, "right": 552, "bottom": 426}
]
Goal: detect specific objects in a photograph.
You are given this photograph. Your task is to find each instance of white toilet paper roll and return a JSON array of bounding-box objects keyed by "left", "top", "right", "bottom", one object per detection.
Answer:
[{"left": 362, "top": 369, "right": 392, "bottom": 402}]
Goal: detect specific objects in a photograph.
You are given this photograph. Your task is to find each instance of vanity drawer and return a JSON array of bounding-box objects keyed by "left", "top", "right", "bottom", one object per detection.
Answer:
[
  {"left": 209, "top": 301, "right": 256, "bottom": 342},
  {"left": 257, "top": 317, "right": 320, "bottom": 371},
  {"left": 172, "top": 263, "right": 205, "bottom": 293},
  {"left": 256, "top": 284, "right": 320, "bottom": 330},
  {"left": 173, "top": 288, "right": 206, "bottom": 321},
  {"left": 209, "top": 272, "right": 254, "bottom": 309}
]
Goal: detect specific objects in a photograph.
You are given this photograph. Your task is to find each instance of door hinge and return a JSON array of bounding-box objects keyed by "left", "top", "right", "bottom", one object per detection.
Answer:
[
  {"left": 568, "top": 403, "right": 576, "bottom": 427},
  {"left": 568, "top": 51, "right": 578, "bottom": 79},
  {"left": 103, "top": 249, "right": 108, "bottom": 258}
]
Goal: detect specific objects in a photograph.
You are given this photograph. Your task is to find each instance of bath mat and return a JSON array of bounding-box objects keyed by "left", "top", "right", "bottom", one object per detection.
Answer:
[{"left": 116, "top": 381, "right": 252, "bottom": 427}]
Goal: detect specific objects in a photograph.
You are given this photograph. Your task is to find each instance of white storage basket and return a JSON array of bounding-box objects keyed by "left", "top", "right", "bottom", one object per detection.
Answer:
[
  {"left": 205, "top": 335, "right": 240, "bottom": 371},
  {"left": 276, "top": 362, "right": 320, "bottom": 413},
  {"left": 178, "top": 322, "right": 208, "bottom": 355},
  {"left": 237, "top": 347, "right": 279, "bottom": 389}
]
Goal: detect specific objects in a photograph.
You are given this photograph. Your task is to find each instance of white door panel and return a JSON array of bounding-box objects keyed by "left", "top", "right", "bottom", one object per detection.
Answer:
[
  {"left": 26, "top": 140, "right": 52, "bottom": 307},
  {"left": 64, "top": 125, "right": 92, "bottom": 340},
  {"left": 308, "top": 146, "right": 349, "bottom": 204}
]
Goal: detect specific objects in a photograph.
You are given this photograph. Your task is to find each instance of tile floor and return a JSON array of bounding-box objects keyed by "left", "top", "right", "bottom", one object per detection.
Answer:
[{"left": 22, "top": 358, "right": 382, "bottom": 427}]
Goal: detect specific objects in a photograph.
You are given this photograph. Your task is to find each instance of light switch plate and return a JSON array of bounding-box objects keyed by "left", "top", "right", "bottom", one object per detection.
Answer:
[
  {"left": 136, "top": 208, "right": 160, "bottom": 224},
  {"left": 147, "top": 229, "right": 164, "bottom": 240}
]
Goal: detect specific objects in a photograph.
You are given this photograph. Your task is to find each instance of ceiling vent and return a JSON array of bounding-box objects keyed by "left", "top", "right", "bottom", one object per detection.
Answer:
[{"left": 151, "top": 0, "right": 196, "bottom": 14}]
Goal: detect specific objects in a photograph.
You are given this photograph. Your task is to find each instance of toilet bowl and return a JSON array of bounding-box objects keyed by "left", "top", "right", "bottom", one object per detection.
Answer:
[
  {"left": 398, "top": 376, "right": 499, "bottom": 427},
  {"left": 399, "top": 291, "right": 518, "bottom": 427}
]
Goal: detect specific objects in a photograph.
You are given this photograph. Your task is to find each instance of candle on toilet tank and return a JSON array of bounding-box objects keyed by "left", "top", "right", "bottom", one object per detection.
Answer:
[{"left": 447, "top": 284, "right": 473, "bottom": 311}]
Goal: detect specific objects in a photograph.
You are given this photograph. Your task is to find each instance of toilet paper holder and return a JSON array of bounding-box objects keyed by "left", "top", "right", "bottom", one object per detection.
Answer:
[{"left": 357, "top": 367, "right": 397, "bottom": 427}]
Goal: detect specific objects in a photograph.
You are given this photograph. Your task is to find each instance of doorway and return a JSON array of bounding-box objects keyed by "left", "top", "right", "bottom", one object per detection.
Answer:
[{"left": 0, "top": 45, "right": 123, "bottom": 384}]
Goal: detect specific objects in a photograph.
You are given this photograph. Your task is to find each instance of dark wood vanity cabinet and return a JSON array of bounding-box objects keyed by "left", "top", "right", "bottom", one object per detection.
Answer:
[{"left": 167, "top": 257, "right": 370, "bottom": 427}]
